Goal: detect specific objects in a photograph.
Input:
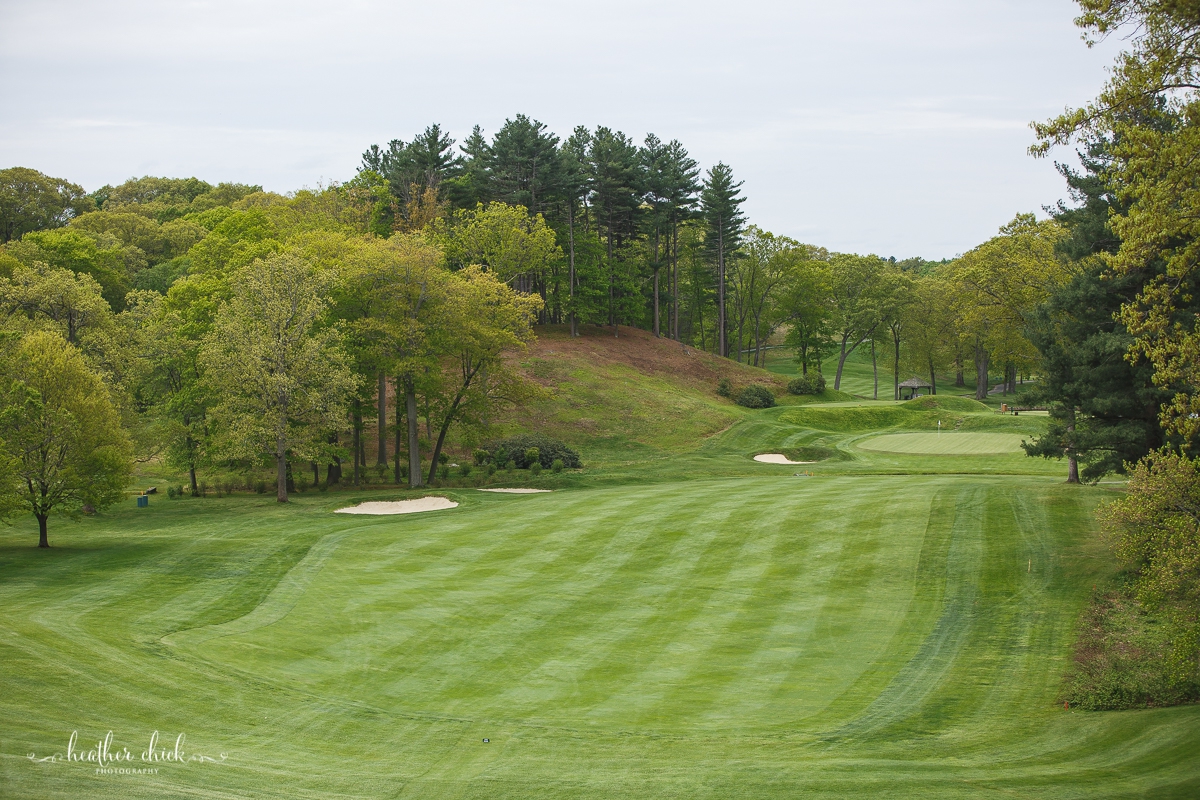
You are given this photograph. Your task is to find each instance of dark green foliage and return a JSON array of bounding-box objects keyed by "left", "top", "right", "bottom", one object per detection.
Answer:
[
  {"left": 735, "top": 385, "right": 775, "bottom": 409},
  {"left": 530, "top": 461, "right": 542, "bottom": 477},
  {"left": 473, "top": 448, "right": 491, "bottom": 466},
  {"left": 524, "top": 447, "right": 540, "bottom": 465},
  {"left": 1022, "top": 137, "right": 1173, "bottom": 481},
  {"left": 787, "top": 374, "right": 826, "bottom": 395},
  {"left": 483, "top": 434, "right": 582, "bottom": 469},
  {"left": 505, "top": 459, "right": 516, "bottom": 472},
  {"left": 460, "top": 463, "right": 473, "bottom": 478},
  {"left": 487, "top": 463, "right": 497, "bottom": 476},
  {"left": 551, "top": 459, "right": 564, "bottom": 474},
  {"left": 439, "top": 465, "right": 450, "bottom": 480},
  {"left": 717, "top": 378, "right": 732, "bottom": 398}
]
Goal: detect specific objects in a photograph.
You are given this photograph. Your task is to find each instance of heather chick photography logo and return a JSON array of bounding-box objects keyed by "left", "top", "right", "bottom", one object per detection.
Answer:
[{"left": 28, "top": 730, "right": 227, "bottom": 776}]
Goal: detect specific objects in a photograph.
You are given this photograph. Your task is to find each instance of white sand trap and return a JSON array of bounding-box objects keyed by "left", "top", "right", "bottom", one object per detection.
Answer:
[
  {"left": 754, "top": 453, "right": 816, "bottom": 465},
  {"left": 478, "top": 488, "right": 554, "bottom": 494},
  {"left": 335, "top": 497, "right": 458, "bottom": 515}
]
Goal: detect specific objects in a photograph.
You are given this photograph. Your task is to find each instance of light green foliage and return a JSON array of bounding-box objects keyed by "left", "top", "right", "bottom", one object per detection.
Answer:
[
  {"left": 201, "top": 252, "right": 355, "bottom": 501},
  {"left": 0, "top": 331, "right": 131, "bottom": 545},
  {"left": 0, "top": 167, "right": 92, "bottom": 243}
]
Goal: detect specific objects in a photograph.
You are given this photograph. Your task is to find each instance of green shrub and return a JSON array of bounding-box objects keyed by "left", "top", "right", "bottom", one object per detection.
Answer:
[
  {"left": 473, "top": 449, "right": 491, "bottom": 466},
  {"left": 254, "top": 480, "right": 267, "bottom": 494},
  {"left": 736, "top": 384, "right": 776, "bottom": 409},
  {"left": 438, "top": 452, "right": 449, "bottom": 465},
  {"left": 551, "top": 458, "right": 564, "bottom": 474},
  {"left": 487, "top": 463, "right": 497, "bottom": 476},
  {"left": 460, "top": 463, "right": 472, "bottom": 477},
  {"left": 530, "top": 461, "right": 542, "bottom": 477},
  {"left": 787, "top": 374, "right": 826, "bottom": 395},
  {"left": 439, "top": 464, "right": 450, "bottom": 480},
  {"left": 167, "top": 486, "right": 180, "bottom": 500},
  {"left": 717, "top": 377, "right": 732, "bottom": 398},
  {"left": 524, "top": 447, "right": 540, "bottom": 466},
  {"left": 484, "top": 434, "right": 582, "bottom": 469},
  {"left": 505, "top": 459, "right": 516, "bottom": 472}
]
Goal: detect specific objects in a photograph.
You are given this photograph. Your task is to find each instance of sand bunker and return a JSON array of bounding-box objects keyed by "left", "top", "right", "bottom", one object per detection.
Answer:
[
  {"left": 754, "top": 454, "right": 815, "bottom": 465},
  {"left": 335, "top": 497, "right": 458, "bottom": 515},
  {"left": 478, "top": 488, "right": 554, "bottom": 494}
]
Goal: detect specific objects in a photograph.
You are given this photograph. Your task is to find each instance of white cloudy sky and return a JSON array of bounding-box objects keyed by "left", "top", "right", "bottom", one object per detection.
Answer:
[{"left": 0, "top": 0, "right": 1121, "bottom": 259}]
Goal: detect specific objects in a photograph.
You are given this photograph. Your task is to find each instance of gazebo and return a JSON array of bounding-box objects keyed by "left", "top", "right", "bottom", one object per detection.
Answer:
[{"left": 897, "top": 377, "right": 933, "bottom": 400}]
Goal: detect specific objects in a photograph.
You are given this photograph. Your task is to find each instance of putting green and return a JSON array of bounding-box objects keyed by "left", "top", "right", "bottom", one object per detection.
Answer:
[
  {"left": 858, "top": 431, "right": 1027, "bottom": 455},
  {"left": 2, "top": 477, "right": 1198, "bottom": 798}
]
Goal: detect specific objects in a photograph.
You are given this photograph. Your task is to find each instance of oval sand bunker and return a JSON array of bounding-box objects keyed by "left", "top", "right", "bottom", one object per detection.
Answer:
[
  {"left": 478, "top": 488, "right": 553, "bottom": 494},
  {"left": 754, "top": 454, "right": 815, "bottom": 465},
  {"left": 857, "top": 432, "right": 1025, "bottom": 455},
  {"left": 335, "top": 497, "right": 458, "bottom": 515}
]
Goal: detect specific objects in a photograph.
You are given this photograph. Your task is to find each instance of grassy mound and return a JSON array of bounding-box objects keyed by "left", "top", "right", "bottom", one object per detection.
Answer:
[
  {"left": 901, "top": 395, "right": 991, "bottom": 413},
  {"left": 498, "top": 325, "right": 785, "bottom": 463},
  {"left": 780, "top": 405, "right": 946, "bottom": 432}
]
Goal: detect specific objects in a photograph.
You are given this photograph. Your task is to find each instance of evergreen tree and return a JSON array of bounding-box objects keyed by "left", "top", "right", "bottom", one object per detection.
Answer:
[
  {"left": 486, "top": 115, "right": 564, "bottom": 219},
  {"left": 587, "top": 128, "right": 643, "bottom": 335},
  {"left": 700, "top": 162, "right": 746, "bottom": 357}
]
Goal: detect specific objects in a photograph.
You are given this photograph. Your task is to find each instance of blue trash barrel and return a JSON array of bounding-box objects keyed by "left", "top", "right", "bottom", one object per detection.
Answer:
[{"left": 137, "top": 495, "right": 148, "bottom": 508}]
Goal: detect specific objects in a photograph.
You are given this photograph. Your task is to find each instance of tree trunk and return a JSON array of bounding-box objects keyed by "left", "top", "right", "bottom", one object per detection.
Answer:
[
  {"left": 377, "top": 372, "right": 387, "bottom": 466},
  {"left": 276, "top": 438, "right": 288, "bottom": 503},
  {"left": 405, "top": 378, "right": 423, "bottom": 488},
  {"left": 893, "top": 334, "right": 901, "bottom": 400},
  {"left": 672, "top": 221, "right": 680, "bottom": 340},
  {"left": 568, "top": 203, "right": 577, "bottom": 337},
  {"left": 871, "top": 339, "right": 878, "bottom": 400},
  {"left": 834, "top": 336, "right": 849, "bottom": 391},
  {"left": 1066, "top": 408, "right": 1080, "bottom": 484},
  {"left": 955, "top": 350, "right": 965, "bottom": 387},
  {"left": 394, "top": 379, "right": 403, "bottom": 483},
  {"left": 717, "top": 219, "right": 727, "bottom": 358},
  {"left": 974, "top": 340, "right": 990, "bottom": 402},
  {"left": 311, "top": 461, "right": 319, "bottom": 487},
  {"left": 189, "top": 465, "right": 198, "bottom": 496},
  {"left": 352, "top": 408, "right": 362, "bottom": 484},
  {"left": 929, "top": 356, "right": 937, "bottom": 395},
  {"left": 37, "top": 513, "right": 49, "bottom": 548},
  {"left": 653, "top": 268, "right": 661, "bottom": 338}
]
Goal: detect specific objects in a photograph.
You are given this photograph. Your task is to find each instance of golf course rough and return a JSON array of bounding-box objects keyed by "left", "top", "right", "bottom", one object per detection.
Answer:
[{"left": 3, "top": 472, "right": 1199, "bottom": 797}]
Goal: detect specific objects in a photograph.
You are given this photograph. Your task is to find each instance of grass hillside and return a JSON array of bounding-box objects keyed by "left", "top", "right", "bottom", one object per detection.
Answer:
[{"left": 498, "top": 325, "right": 788, "bottom": 465}]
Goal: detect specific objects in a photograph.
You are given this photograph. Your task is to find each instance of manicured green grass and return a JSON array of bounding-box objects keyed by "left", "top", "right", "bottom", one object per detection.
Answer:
[
  {"left": 2, "top": 343, "right": 1195, "bottom": 798},
  {"left": 858, "top": 431, "right": 1028, "bottom": 455}
]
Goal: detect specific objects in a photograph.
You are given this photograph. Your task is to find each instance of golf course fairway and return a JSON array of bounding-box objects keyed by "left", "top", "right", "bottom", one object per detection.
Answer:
[{"left": 3, "top": 470, "right": 1198, "bottom": 797}]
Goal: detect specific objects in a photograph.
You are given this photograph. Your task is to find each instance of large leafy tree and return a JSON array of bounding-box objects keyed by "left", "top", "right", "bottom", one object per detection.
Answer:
[
  {"left": 700, "top": 163, "right": 746, "bottom": 357},
  {"left": 201, "top": 252, "right": 355, "bottom": 502},
  {"left": 827, "top": 253, "right": 886, "bottom": 391},
  {"left": 0, "top": 331, "right": 131, "bottom": 547},
  {"left": 1034, "top": 0, "right": 1200, "bottom": 443},
  {"left": 0, "top": 167, "right": 93, "bottom": 243},
  {"left": 424, "top": 265, "right": 541, "bottom": 481}
]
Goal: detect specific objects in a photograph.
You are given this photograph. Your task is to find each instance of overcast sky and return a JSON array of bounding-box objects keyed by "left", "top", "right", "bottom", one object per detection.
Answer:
[{"left": 0, "top": 0, "right": 1122, "bottom": 259}]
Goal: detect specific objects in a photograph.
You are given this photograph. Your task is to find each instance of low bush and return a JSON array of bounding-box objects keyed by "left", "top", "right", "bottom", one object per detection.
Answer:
[
  {"left": 551, "top": 458, "right": 564, "bottom": 474},
  {"left": 530, "top": 461, "right": 542, "bottom": 477},
  {"left": 460, "top": 463, "right": 472, "bottom": 478},
  {"left": 483, "top": 434, "right": 582, "bottom": 469},
  {"left": 717, "top": 377, "right": 732, "bottom": 398},
  {"left": 505, "top": 459, "right": 516, "bottom": 472},
  {"left": 487, "top": 463, "right": 497, "bottom": 476},
  {"left": 473, "top": 449, "right": 491, "bottom": 466},
  {"left": 439, "top": 464, "right": 450, "bottom": 480},
  {"left": 736, "top": 384, "right": 776, "bottom": 409},
  {"left": 787, "top": 374, "right": 826, "bottom": 395}
]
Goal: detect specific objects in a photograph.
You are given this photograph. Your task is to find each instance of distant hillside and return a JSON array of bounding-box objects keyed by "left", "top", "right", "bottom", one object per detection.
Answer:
[{"left": 498, "top": 325, "right": 786, "bottom": 465}]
